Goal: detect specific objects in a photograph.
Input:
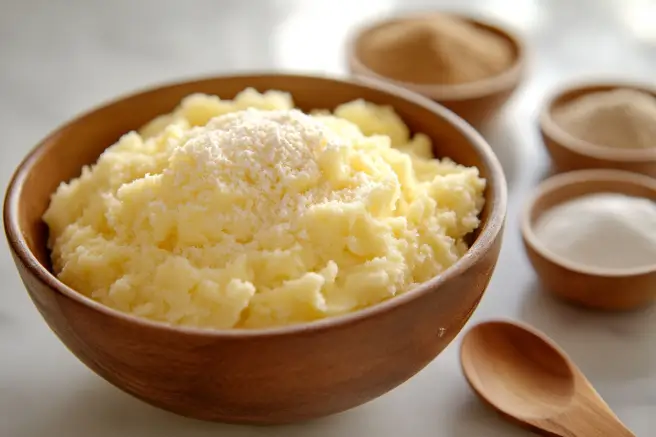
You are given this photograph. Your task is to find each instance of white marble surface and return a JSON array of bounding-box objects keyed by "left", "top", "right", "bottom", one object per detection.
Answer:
[{"left": 1, "top": 0, "right": 655, "bottom": 435}]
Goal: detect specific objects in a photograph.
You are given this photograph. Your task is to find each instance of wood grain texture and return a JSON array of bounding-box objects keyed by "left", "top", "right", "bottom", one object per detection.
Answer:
[
  {"left": 521, "top": 169, "right": 656, "bottom": 311},
  {"left": 3, "top": 74, "right": 506, "bottom": 424},
  {"left": 540, "top": 82, "right": 656, "bottom": 177},
  {"left": 346, "top": 12, "right": 526, "bottom": 128},
  {"left": 460, "top": 320, "right": 636, "bottom": 436}
]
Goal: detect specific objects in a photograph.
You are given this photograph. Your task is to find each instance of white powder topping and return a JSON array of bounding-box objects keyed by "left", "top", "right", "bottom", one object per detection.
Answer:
[
  {"left": 158, "top": 109, "right": 388, "bottom": 244},
  {"left": 534, "top": 192, "right": 656, "bottom": 271}
]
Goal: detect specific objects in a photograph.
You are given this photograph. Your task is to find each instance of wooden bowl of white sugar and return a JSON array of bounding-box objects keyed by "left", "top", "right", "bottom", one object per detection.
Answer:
[{"left": 521, "top": 169, "right": 656, "bottom": 311}]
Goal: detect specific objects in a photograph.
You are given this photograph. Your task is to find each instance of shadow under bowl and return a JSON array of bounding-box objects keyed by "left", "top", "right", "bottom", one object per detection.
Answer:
[{"left": 3, "top": 73, "right": 506, "bottom": 424}]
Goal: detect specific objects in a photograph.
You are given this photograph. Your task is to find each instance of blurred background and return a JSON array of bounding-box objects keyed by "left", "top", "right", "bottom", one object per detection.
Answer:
[
  {"left": 1, "top": 1, "right": 655, "bottom": 436},
  {"left": 1, "top": 0, "right": 655, "bottom": 185},
  {"left": 2, "top": 0, "right": 656, "bottom": 203}
]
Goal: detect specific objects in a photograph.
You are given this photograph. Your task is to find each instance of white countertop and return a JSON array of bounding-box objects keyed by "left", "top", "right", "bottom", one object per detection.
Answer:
[{"left": 1, "top": 0, "right": 654, "bottom": 435}]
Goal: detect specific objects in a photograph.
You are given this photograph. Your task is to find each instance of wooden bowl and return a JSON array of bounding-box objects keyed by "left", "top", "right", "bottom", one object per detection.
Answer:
[
  {"left": 3, "top": 73, "right": 506, "bottom": 424},
  {"left": 346, "top": 12, "right": 526, "bottom": 128},
  {"left": 521, "top": 169, "right": 656, "bottom": 311},
  {"left": 540, "top": 81, "right": 656, "bottom": 177}
]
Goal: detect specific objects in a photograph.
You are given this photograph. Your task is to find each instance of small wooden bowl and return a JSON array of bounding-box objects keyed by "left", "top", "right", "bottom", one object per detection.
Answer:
[
  {"left": 540, "top": 81, "right": 656, "bottom": 177},
  {"left": 4, "top": 73, "right": 506, "bottom": 424},
  {"left": 346, "top": 12, "right": 526, "bottom": 128},
  {"left": 521, "top": 169, "right": 656, "bottom": 311}
]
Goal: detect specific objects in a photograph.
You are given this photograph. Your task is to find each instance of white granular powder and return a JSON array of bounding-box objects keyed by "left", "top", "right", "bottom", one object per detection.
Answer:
[{"left": 534, "top": 192, "right": 656, "bottom": 271}]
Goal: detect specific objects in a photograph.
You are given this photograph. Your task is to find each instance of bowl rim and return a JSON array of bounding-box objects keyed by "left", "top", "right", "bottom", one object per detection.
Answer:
[
  {"left": 540, "top": 79, "right": 656, "bottom": 162},
  {"left": 4, "top": 72, "right": 507, "bottom": 338},
  {"left": 521, "top": 168, "right": 656, "bottom": 277},
  {"left": 345, "top": 10, "right": 526, "bottom": 100}
]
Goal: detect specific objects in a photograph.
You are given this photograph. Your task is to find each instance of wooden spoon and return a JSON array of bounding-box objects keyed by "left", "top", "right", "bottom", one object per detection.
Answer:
[{"left": 459, "top": 320, "right": 635, "bottom": 436}]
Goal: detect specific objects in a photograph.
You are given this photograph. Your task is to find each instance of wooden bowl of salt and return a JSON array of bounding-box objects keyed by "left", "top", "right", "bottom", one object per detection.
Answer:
[
  {"left": 540, "top": 81, "right": 656, "bottom": 177},
  {"left": 346, "top": 12, "right": 526, "bottom": 128},
  {"left": 521, "top": 169, "right": 656, "bottom": 311}
]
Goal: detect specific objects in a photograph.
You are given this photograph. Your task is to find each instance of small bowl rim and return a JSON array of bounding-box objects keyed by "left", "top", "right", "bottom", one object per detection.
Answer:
[
  {"left": 540, "top": 79, "right": 656, "bottom": 162},
  {"left": 345, "top": 10, "right": 526, "bottom": 101},
  {"left": 4, "top": 72, "right": 507, "bottom": 338},
  {"left": 521, "top": 168, "right": 656, "bottom": 277}
]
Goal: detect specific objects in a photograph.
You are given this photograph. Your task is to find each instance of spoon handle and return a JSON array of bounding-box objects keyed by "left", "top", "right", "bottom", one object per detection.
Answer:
[
  {"left": 543, "top": 415, "right": 635, "bottom": 437},
  {"left": 579, "top": 382, "right": 636, "bottom": 437},
  {"left": 551, "top": 398, "right": 637, "bottom": 437}
]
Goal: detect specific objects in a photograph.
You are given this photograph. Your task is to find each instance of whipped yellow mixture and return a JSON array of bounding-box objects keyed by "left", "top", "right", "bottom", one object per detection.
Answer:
[{"left": 44, "top": 89, "right": 485, "bottom": 329}]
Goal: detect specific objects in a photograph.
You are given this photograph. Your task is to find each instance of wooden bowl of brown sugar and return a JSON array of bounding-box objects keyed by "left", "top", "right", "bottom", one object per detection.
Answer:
[
  {"left": 346, "top": 12, "right": 526, "bottom": 127},
  {"left": 540, "top": 81, "right": 656, "bottom": 177}
]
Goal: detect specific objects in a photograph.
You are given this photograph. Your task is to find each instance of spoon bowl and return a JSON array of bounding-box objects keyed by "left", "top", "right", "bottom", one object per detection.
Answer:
[
  {"left": 460, "top": 320, "right": 635, "bottom": 436},
  {"left": 461, "top": 320, "right": 575, "bottom": 420}
]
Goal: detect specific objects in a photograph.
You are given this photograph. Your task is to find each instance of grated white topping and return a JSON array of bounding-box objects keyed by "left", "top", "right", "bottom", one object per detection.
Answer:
[{"left": 161, "top": 108, "right": 385, "bottom": 239}]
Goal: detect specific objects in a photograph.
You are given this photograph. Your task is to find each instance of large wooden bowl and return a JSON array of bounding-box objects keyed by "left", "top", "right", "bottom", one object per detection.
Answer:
[{"left": 3, "top": 74, "right": 506, "bottom": 424}]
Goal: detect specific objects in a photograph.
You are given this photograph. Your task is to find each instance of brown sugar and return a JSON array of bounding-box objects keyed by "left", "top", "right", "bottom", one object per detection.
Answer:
[
  {"left": 358, "top": 15, "right": 514, "bottom": 85},
  {"left": 553, "top": 89, "right": 656, "bottom": 150}
]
